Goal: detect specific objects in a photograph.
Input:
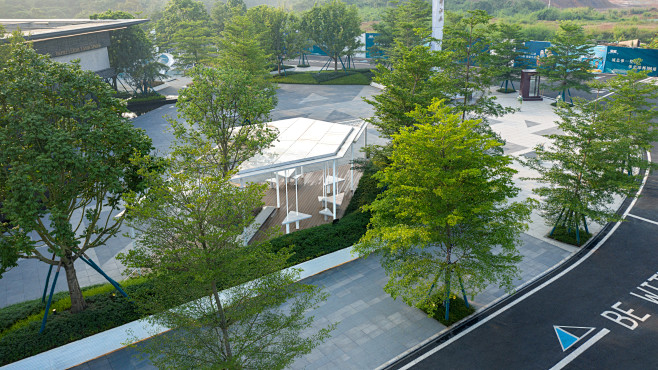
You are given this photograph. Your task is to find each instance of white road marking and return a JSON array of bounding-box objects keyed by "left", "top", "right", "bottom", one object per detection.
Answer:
[
  {"left": 398, "top": 152, "right": 651, "bottom": 370},
  {"left": 627, "top": 213, "right": 658, "bottom": 227},
  {"left": 549, "top": 329, "right": 610, "bottom": 370}
]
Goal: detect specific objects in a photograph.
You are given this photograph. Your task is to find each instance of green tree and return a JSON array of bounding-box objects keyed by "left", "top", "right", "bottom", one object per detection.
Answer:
[
  {"left": 364, "top": 40, "right": 453, "bottom": 141},
  {"left": 90, "top": 11, "right": 156, "bottom": 90},
  {"left": 489, "top": 22, "right": 527, "bottom": 93},
  {"left": 173, "top": 66, "right": 278, "bottom": 176},
  {"left": 246, "top": 6, "right": 306, "bottom": 75},
  {"left": 171, "top": 19, "right": 215, "bottom": 67},
  {"left": 302, "top": 0, "right": 362, "bottom": 71},
  {"left": 354, "top": 101, "right": 533, "bottom": 320},
  {"left": 155, "top": 0, "right": 211, "bottom": 50},
  {"left": 524, "top": 69, "right": 658, "bottom": 245},
  {"left": 538, "top": 21, "right": 594, "bottom": 102},
  {"left": 120, "top": 155, "right": 332, "bottom": 368},
  {"left": 0, "top": 39, "right": 153, "bottom": 313},
  {"left": 372, "top": 0, "right": 431, "bottom": 58},
  {"left": 211, "top": 0, "right": 246, "bottom": 33},
  {"left": 216, "top": 14, "right": 270, "bottom": 76},
  {"left": 443, "top": 10, "right": 515, "bottom": 122}
]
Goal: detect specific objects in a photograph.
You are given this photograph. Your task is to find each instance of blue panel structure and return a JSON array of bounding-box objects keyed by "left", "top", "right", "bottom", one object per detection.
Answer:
[
  {"left": 604, "top": 46, "right": 658, "bottom": 77},
  {"left": 518, "top": 41, "right": 551, "bottom": 68}
]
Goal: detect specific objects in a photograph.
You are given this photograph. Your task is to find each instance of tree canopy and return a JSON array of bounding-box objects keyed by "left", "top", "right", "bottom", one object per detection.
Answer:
[
  {"left": 538, "top": 21, "right": 594, "bottom": 102},
  {"left": 172, "top": 65, "right": 278, "bottom": 176},
  {"left": 0, "top": 39, "right": 153, "bottom": 313},
  {"left": 355, "top": 100, "right": 533, "bottom": 320},
  {"left": 120, "top": 153, "right": 332, "bottom": 368},
  {"left": 302, "top": 0, "right": 362, "bottom": 71}
]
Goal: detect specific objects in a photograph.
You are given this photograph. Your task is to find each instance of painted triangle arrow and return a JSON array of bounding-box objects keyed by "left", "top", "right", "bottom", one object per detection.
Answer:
[{"left": 554, "top": 325, "right": 596, "bottom": 351}]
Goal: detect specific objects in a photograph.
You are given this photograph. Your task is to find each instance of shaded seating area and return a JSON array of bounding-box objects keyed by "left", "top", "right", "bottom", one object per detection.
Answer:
[{"left": 231, "top": 117, "right": 367, "bottom": 237}]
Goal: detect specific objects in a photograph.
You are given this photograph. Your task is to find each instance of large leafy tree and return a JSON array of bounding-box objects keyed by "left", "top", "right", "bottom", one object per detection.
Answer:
[
  {"left": 120, "top": 152, "right": 333, "bottom": 368},
  {"left": 525, "top": 68, "right": 658, "bottom": 244},
  {"left": 155, "top": 0, "right": 211, "bottom": 51},
  {"left": 443, "top": 10, "right": 515, "bottom": 122},
  {"left": 538, "top": 21, "right": 594, "bottom": 102},
  {"left": 355, "top": 101, "right": 533, "bottom": 320},
  {"left": 489, "top": 22, "right": 527, "bottom": 92},
  {"left": 246, "top": 6, "right": 306, "bottom": 75},
  {"left": 171, "top": 19, "right": 215, "bottom": 67},
  {"left": 302, "top": 0, "right": 362, "bottom": 71},
  {"left": 215, "top": 14, "right": 271, "bottom": 76},
  {"left": 0, "top": 39, "right": 153, "bottom": 313},
  {"left": 364, "top": 39, "right": 453, "bottom": 141},
  {"left": 90, "top": 11, "right": 156, "bottom": 90},
  {"left": 371, "top": 0, "right": 431, "bottom": 59},
  {"left": 173, "top": 65, "right": 278, "bottom": 176},
  {"left": 211, "top": 0, "right": 247, "bottom": 33}
]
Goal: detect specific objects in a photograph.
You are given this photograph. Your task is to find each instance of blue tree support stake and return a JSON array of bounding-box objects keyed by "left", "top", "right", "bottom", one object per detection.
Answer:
[
  {"left": 40, "top": 263, "right": 61, "bottom": 334},
  {"left": 79, "top": 255, "right": 128, "bottom": 298},
  {"left": 458, "top": 275, "right": 469, "bottom": 309}
]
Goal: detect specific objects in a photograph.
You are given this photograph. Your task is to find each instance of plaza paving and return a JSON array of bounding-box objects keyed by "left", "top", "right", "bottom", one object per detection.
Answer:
[{"left": 0, "top": 82, "right": 615, "bottom": 369}]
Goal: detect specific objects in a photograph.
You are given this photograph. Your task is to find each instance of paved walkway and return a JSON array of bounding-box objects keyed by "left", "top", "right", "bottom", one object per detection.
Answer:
[{"left": 0, "top": 86, "right": 619, "bottom": 369}]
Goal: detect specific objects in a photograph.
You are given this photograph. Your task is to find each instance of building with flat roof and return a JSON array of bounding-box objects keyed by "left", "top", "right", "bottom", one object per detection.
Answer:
[{"left": 1, "top": 19, "right": 148, "bottom": 80}]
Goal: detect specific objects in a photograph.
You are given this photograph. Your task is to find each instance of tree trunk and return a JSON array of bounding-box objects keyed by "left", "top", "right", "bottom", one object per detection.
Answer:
[
  {"left": 211, "top": 280, "right": 233, "bottom": 360},
  {"left": 63, "top": 258, "right": 86, "bottom": 313},
  {"left": 334, "top": 57, "right": 338, "bottom": 72}
]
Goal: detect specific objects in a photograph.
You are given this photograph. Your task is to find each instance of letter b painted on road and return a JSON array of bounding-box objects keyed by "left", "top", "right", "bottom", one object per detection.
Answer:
[{"left": 601, "top": 310, "right": 639, "bottom": 330}]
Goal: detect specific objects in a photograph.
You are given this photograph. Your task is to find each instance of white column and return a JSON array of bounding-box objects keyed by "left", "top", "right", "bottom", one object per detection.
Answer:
[
  {"left": 332, "top": 159, "right": 336, "bottom": 220},
  {"left": 285, "top": 176, "right": 290, "bottom": 234},
  {"left": 295, "top": 169, "right": 300, "bottom": 230},
  {"left": 275, "top": 173, "right": 280, "bottom": 208},
  {"left": 351, "top": 142, "right": 354, "bottom": 192},
  {"left": 431, "top": 0, "right": 444, "bottom": 52}
]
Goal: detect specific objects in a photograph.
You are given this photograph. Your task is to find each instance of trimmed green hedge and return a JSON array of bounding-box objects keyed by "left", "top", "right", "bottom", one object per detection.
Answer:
[
  {"left": 0, "top": 280, "right": 157, "bottom": 366},
  {"left": 272, "top": 69, "right": 374, "bottom": 85},
  {"left": 417, "top": 294, "right": 475, "bottom": 326}
]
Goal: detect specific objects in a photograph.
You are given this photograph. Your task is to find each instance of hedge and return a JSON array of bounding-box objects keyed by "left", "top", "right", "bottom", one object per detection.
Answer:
[{"left": 0, "top": 279, "right": 158, "bottom": 366}]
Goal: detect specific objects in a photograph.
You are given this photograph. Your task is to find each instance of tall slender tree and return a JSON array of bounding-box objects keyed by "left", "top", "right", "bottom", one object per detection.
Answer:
[
  {"left": 538, "top": 21, "right": 594, "bottom": 103},
  {"left": 172, "top": 65, "right": 278, "bottom": 177},
  {"left": 302, "top": 0, "right": 362, "bottom": 71},
  {"left": 355, "top": 101, "right": 533, "bottom": 321},
  {"left": 120, "top": 153, "right": 333, "bottom": 368},
  {"left": 524, "top": 70, "right": 657, "bottom": 245},
  {"left": 489, "top": 22, "right": 527, "bottom": 93}
]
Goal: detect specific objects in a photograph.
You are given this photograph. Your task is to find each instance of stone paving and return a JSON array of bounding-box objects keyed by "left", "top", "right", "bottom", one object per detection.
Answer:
[{"left": 0, "top": 83, "right": 615, "bottom": 369}]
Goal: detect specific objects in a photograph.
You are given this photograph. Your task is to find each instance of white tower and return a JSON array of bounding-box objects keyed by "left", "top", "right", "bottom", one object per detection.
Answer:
[{"left": 431, "top": 0, "right": 445, "bottom": 51}]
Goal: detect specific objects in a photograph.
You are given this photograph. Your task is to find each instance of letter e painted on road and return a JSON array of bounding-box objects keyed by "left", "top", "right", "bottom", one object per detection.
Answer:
[
  {"left": 601, "top": 305, "right": 640, "bottom": 330},
  {"left": 611, "top": 301, "right": 651, "bottom": 322}
]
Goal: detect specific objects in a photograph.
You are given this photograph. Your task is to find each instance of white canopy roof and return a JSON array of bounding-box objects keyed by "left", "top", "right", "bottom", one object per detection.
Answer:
[{"left": 232, "top": 117, "right": 365, "bottom": 181}]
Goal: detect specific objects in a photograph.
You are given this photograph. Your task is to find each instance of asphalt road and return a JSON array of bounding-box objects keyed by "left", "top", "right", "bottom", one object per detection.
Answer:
[{"left": 389, "top": 143, "right": 658, "bottom": 369}]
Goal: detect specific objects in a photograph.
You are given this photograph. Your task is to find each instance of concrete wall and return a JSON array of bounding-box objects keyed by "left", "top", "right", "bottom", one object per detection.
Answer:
[{"left": 52, "top": 47, "right": 111, "bottom": 72}]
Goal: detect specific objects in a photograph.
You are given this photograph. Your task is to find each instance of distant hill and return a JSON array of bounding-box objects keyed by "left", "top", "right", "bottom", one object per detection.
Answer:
[{"left": 537, "top": 0, "right": 617, "bottom": 8}]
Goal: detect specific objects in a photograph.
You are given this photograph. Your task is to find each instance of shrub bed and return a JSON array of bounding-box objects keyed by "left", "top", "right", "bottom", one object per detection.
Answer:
[
  {"left": 272, "top": 69, "right": 374, "bottom": 85},
  {"left": 417, "top": 294, "right": 475, "bottom": 326},
  {"left": 548, "top": 225, "right": 592, "bottom": 246},
  {"left": 0, "top": 278, "right": 156, "bottom": 366}
]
